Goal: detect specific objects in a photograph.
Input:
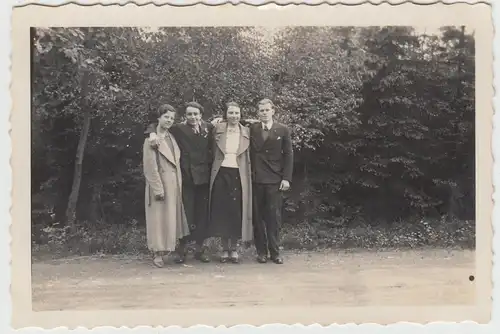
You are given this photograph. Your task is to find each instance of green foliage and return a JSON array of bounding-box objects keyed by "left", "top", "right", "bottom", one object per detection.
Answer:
[{"left": 31, "top": 26, "right": 475, "bottom": 252}]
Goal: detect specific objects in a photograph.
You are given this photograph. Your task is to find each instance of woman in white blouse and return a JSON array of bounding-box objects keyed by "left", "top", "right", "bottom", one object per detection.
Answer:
[{"left": 207, "top": 102, "right": 253, "bottom": 263}]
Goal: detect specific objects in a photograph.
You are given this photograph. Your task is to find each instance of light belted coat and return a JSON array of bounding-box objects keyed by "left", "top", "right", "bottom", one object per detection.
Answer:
[
  {"left": 209, "top": 122, "right": 253, "bottom": 242},
  {"left": 143, "top": 134, "right": 190, "bottom": 252}
]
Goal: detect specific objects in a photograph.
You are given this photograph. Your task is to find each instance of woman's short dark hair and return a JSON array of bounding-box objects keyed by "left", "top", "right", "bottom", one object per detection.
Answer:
[
  {"left": 148, "top": 104, "right": 176, "bottom": 123},
  {"left": 222, "top": 101, "right": 242, "bottom": 120},
  {"left": 226, "top": 101, "right": 240, "bottom": 109},
  {"left": 184, "top": 101, "right": 205, "bottom": 115}
]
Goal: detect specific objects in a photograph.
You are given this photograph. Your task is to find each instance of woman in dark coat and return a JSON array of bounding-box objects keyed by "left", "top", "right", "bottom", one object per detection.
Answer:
[{"left": 208, "top": 102, "right": 253, "bottom": 263}]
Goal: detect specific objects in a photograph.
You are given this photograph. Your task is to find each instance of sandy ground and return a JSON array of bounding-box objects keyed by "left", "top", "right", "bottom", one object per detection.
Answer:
[{"left": 32, "top": 249, "right": 475, "bottom": 311}]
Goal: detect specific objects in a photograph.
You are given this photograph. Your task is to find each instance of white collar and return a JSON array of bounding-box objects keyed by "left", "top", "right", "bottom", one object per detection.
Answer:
[
  {"left": 261, "top": 120, "right": 273, "bottom": 130},
  {"left": 227, "top": 124, "right": 240, "bottom": 133}
]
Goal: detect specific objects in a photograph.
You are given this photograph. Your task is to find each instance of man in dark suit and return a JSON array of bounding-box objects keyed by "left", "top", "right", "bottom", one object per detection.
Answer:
[
  {"left": 146, "top": 101, "right": 213, "bottom": 263},
  {"left": 249, "top": 98, "right": 293, "bottom": 264}
]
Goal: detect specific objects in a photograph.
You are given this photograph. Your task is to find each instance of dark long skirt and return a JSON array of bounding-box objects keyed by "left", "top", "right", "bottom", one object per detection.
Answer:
[{"left": 209, "top": 167, "right": 243, "bottom": 239}]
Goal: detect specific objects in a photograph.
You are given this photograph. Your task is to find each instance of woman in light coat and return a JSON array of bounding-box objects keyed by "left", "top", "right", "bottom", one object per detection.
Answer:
[
  {"left": 143, "top": 104, "right": 190, "bottom": 268},
  {"left": 207, "top": 102, "right": 253, "bottom": 263}
]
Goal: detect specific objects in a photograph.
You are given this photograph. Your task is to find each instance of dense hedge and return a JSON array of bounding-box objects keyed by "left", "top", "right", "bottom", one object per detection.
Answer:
[{"left": 31, "top": 26, "right": 475, "bottom": 253}]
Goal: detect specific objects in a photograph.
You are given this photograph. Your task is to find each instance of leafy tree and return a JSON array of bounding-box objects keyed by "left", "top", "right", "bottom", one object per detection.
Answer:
[{"left": 31, "top": 26, "right": 475, "bottom": 248}]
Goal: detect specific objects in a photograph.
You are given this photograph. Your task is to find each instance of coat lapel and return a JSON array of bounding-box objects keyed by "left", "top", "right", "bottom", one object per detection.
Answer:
[
  {"left": 251, "top": 122, "right": 264, "bottom": 150},
  {"left": 214, "top": 123, "right": 228, "bottom": 155},
  {"left": 172, "top": 136, "right": 181, "bottom": 165},
  {"left": 179, "top": 121, "right": 210, "bottom": 149},
  {"left": 253, "top": 122, "right": 276, "bottom": 150},
  {"left": 157, "top": 136, "right": 177, "bottom": 166},
  {"left": 265, "top": 122, "right": 278, "bottom": 143},
  {"left": 215, "top": 123, "right": 249, "bottom": 156},
  {"left": 199, "top": 120, "right": 209, "bottom": 136},
  {"left": 237, "top": 124, "right": 250, "bottom": 156},
  {"left": 178, "top": 123, "right": 196, "bottom": 140}
]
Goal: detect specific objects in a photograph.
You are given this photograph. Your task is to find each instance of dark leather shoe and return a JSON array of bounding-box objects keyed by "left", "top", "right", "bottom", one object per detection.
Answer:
[
  {"left": 174, "top": 245, "right": 188, "bottom": 264},
  {"left": 194, "top": 251, "right": 211, "bottom": 263},
  {"left": 174, "top": 253, "right": 186, "bottom": 264},
  {"left": 271, "top": 256, "right": 283, "bottom": 264},
  {"left": 256, "top": 255, "right": 268, "bottom": 263}
]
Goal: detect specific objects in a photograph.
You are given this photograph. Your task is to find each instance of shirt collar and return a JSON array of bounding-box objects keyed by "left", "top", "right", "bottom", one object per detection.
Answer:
[{"left": 261, "top": 120, "right": 273, "bottom": 130}]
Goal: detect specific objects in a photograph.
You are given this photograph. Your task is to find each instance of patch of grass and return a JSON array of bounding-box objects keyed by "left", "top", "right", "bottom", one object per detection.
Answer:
[
  {"left": 279, "top": 216, "right": 475, "bottom": 251},
  {"left": 32, "top": 216, "right": 475, "bottom": 259}
]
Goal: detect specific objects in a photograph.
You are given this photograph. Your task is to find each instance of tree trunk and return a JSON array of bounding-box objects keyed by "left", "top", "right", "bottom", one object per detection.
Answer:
[
  {"left": 65, "top": 69, "right": 91, "bottom": 228},
  {"left": 456, "top": 26, "right": 465, "bottom": 98}
]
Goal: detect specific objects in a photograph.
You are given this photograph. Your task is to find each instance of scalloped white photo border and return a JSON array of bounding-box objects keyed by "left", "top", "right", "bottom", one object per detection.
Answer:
[{"left": 1, "top": 0, "right": 498, "bottom": 333}]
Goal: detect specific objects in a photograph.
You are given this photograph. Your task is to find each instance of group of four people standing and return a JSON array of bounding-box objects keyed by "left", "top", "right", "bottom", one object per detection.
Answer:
[{"left": 142, "top": 99, "right": 293, "bottom": 268}]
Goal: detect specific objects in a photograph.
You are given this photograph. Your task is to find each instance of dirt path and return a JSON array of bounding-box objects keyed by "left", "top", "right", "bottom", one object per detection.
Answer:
[{"left": 32, "top": 249, "right": 475, "bottom": 311}]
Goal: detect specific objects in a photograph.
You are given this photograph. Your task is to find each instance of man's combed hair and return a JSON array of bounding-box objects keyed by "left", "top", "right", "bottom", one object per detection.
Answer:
[
  {"left": 257, "top": 98, "right": 275, "bottom": 108},
  {"left": 185, "top": 101, "right": 205, "bottom": 114}
]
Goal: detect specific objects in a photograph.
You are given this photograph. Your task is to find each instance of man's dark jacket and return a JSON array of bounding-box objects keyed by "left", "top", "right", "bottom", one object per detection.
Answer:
[
  {"left": 145, "top": 121, "right": 214, "bottom": 186},
  {"left": 248, "top": 122, "right": 293, "bottom": 184}
]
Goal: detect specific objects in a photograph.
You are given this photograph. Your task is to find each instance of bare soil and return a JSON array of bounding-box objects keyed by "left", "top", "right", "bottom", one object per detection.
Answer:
[{"left": 32, "top": 249, "right": 475, "bottom": 311}]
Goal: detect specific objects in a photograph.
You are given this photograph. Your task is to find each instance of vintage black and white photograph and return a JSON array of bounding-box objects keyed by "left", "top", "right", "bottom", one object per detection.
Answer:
[{"left": 9, "top": 2, "right": 493, "bottom": 329}]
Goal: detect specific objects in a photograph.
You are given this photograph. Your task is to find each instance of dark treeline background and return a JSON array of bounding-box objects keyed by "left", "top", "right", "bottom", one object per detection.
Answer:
[{"left": 31, "top": 26, "right": 475, "bottom": 254}]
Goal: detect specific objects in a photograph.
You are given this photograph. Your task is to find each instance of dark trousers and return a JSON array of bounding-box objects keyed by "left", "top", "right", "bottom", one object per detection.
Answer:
[
  {"left": 252, "top": 182, "right": 283, "bottom": 258},
  {"left": 180, "top": 182, "right": 210, "bottom": 247}
]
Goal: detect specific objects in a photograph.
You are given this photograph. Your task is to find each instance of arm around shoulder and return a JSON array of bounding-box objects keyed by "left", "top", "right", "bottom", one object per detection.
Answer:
[
  {"left": 240, "top": 118, "right": 259, "bottom": 127},
  {"left": 144, "top": 123, "right": 156, "bottom": 135}
]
